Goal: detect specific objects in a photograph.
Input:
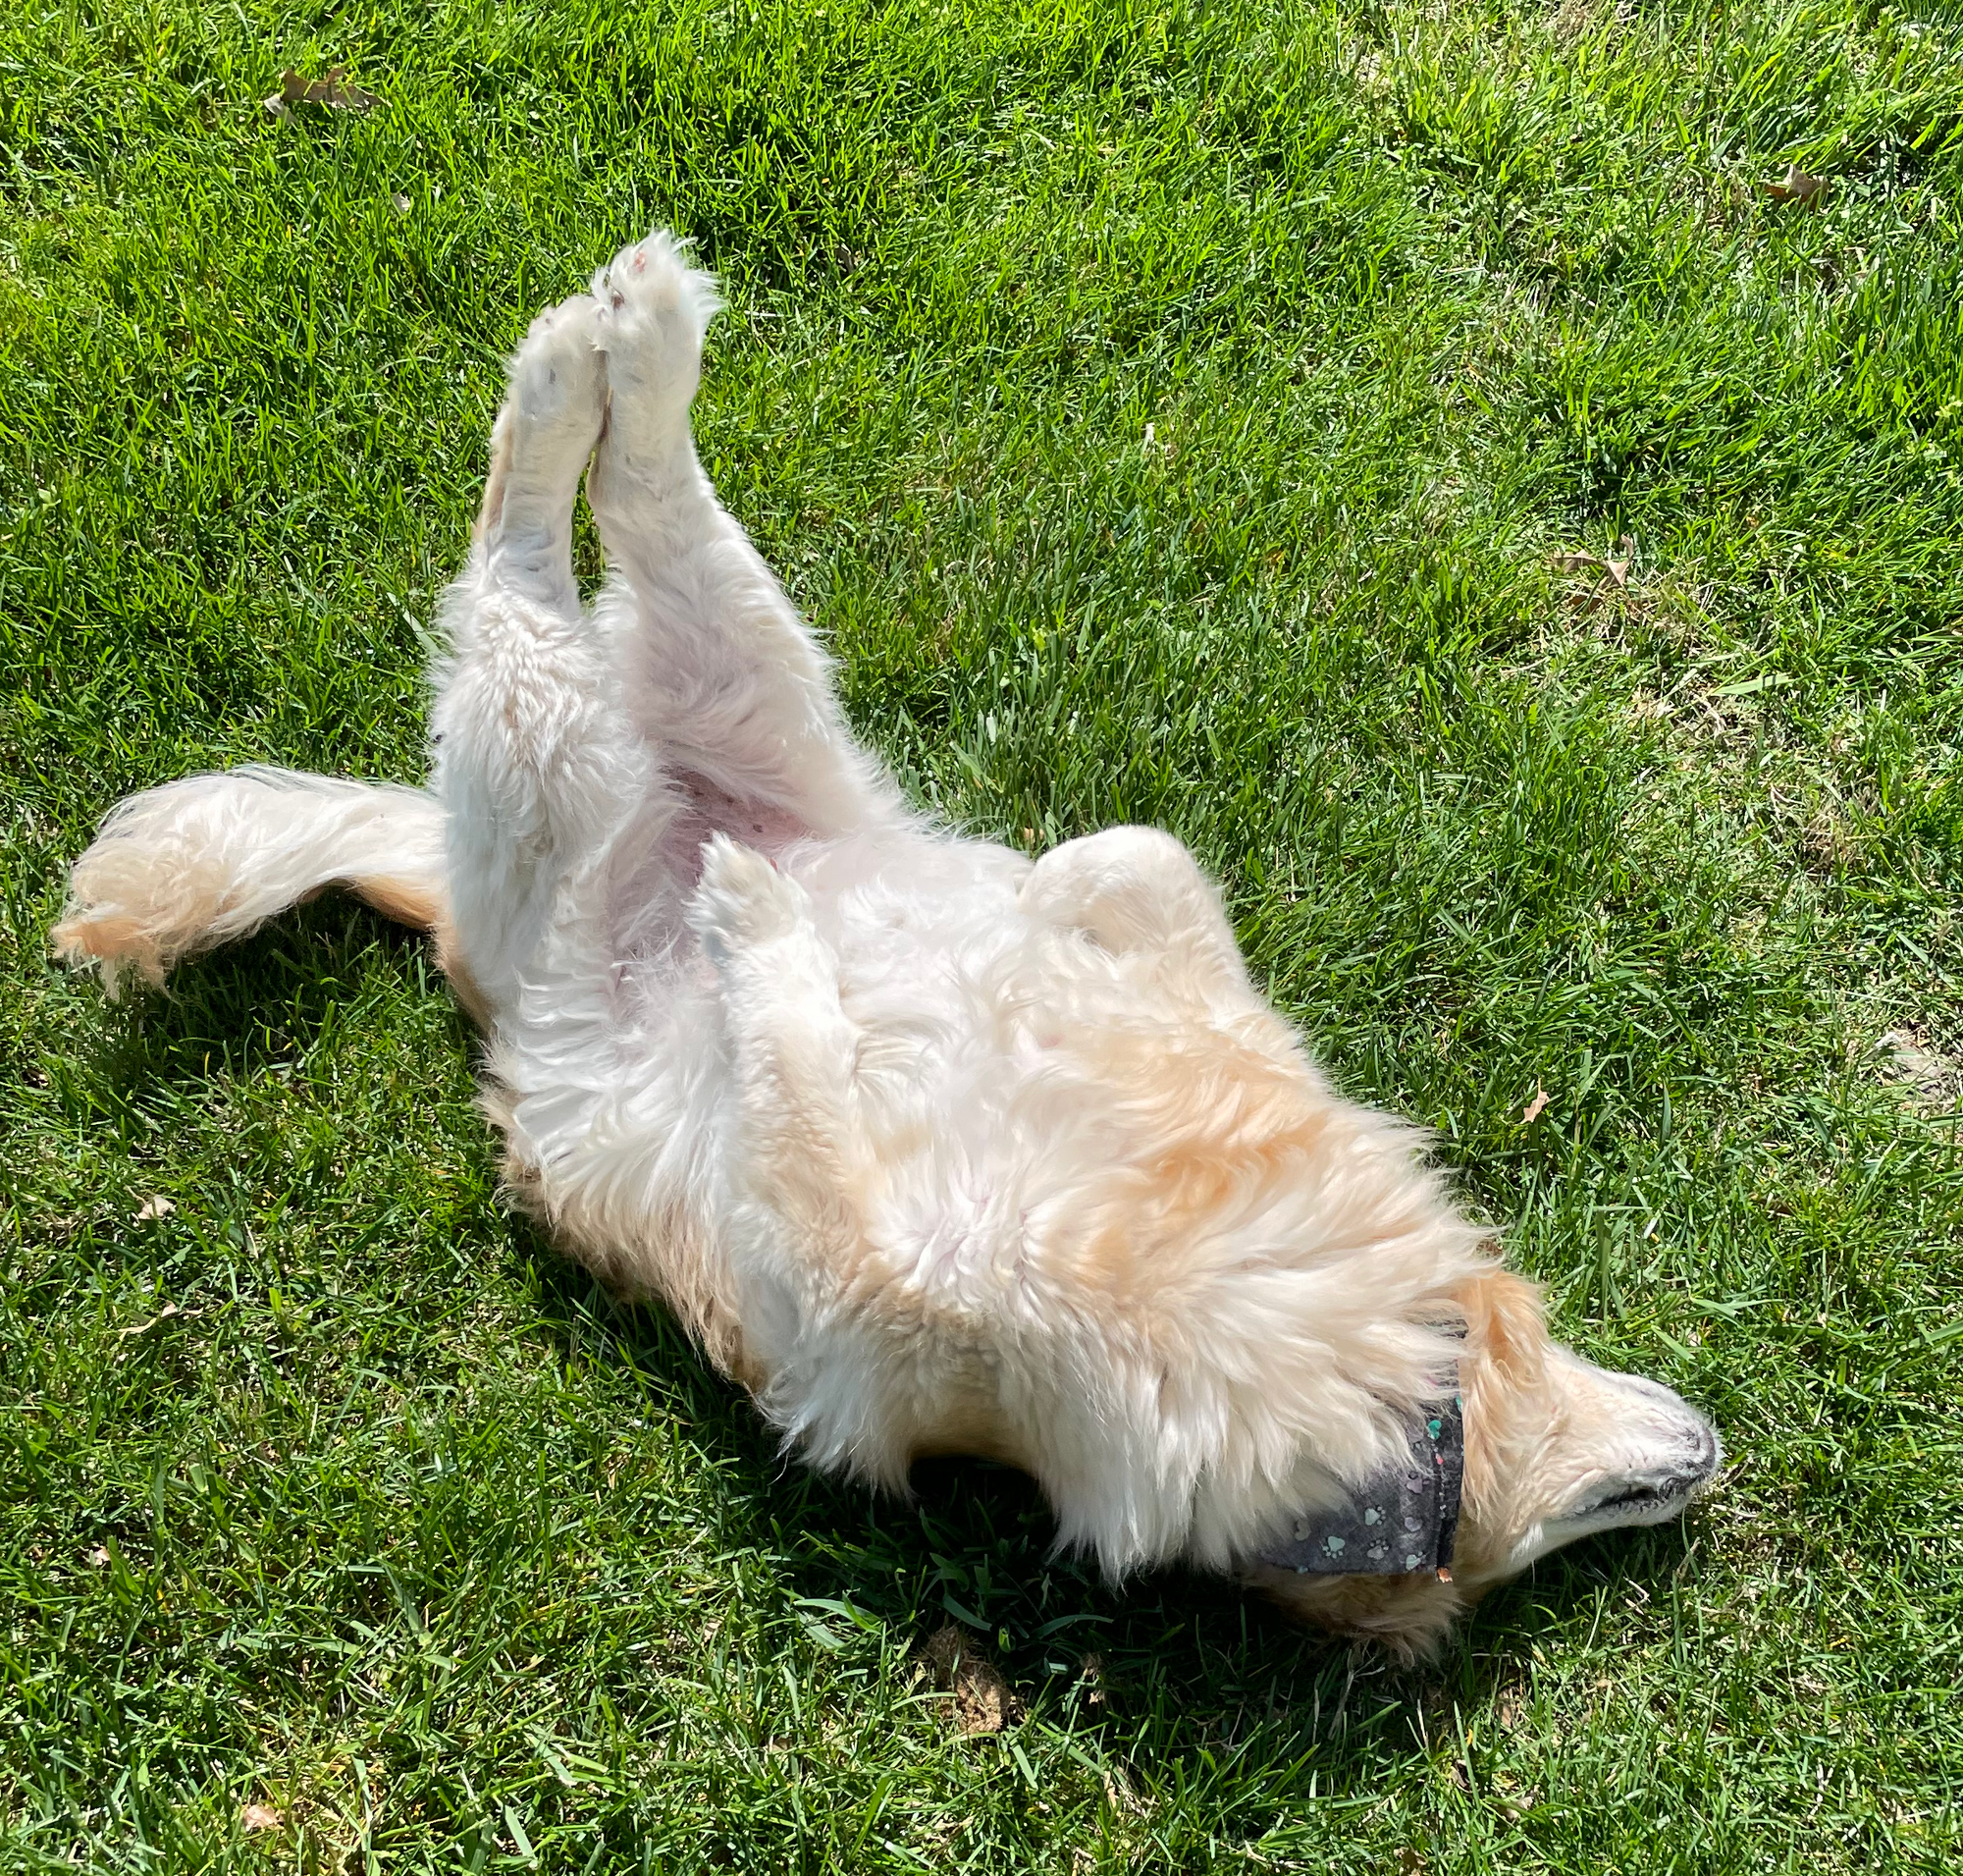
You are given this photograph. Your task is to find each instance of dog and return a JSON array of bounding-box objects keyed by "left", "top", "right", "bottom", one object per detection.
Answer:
[{"left": 53, "top": 230, "right": 1721, "bottom": 1654}]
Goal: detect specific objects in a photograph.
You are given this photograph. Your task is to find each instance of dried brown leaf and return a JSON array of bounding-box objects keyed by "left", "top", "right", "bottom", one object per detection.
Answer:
[
  {"left": 1100, "top": 1763, "right": 1141, "bottom": 1814},
  {"left": 264, "top": 66, "right": 382, "bottom": 118},
  {"left": 1078, "top": 1650, "right": 1107, "bottom": 1709},
  {"left": 117, "top": 1303, "right": 182, "bottom": 1339},
  {"left": 921, "top": 1624, "right": 1022, "bottom": 1734},
  {"left": 1881, "top": 1028, "right": 1955, "bottom": 1106},
  {"left": 1554, "top": 538, "right": 1634, "bottom": 586},
  {"left": 1764, "top": 164, "right": 1826, "bottom": 205},
  {"left": 1520, "top": 1087, "right": 1550, "bottom": 1125}
]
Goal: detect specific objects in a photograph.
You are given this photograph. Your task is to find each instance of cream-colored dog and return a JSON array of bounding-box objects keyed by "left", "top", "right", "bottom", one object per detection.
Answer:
[{"left": 55, "top": 232, "right": 1719, "bottom": 1653}]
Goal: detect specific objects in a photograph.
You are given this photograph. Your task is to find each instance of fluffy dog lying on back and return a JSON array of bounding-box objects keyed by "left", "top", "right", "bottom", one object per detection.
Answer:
[{"left": 54, "top": 231, "right": 1720, "bottom": 1653}]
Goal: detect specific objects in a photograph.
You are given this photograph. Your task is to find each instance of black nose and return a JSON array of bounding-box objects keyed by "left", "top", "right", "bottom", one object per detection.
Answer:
[{"left": 1674, "top": 1421, "right": 1721, "bottom": 1485}]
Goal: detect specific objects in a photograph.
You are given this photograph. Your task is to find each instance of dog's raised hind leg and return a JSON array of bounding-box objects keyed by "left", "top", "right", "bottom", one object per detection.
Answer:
[
  {"left": 432, "top": 293, "right": 645, "bottom": 1018},
  {"left": 583, "top": 231, "right": 899, "bottom": 838}
]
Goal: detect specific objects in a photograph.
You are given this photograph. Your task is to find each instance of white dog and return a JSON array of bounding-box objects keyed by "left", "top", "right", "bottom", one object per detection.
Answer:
[{"left": 55, "top": 231, "right": 1719, "bottom": 1653}]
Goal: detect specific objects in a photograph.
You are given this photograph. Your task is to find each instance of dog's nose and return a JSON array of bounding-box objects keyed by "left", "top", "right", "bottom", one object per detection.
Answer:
[{"left": 1672, "top": 1420, "right": 1721, "bottom": 1486}]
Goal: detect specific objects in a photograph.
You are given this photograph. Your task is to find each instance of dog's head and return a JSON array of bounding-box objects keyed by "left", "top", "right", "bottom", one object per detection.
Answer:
[{"left": 1247, "top": 1270, "right": 1721, "bottom": 1653}]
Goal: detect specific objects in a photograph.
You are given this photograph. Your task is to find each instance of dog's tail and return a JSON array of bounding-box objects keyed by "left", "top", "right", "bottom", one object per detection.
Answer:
[{"left": 52, "top": 767, "right": 482, "bottom": 1017}]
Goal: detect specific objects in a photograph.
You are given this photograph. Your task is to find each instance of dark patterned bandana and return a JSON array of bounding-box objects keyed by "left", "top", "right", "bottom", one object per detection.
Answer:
[{"left": 1252, "top": 1389, "right": 1465, "bottom": 1579}]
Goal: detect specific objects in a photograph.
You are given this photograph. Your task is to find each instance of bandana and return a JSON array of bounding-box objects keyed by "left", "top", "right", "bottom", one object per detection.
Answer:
[{"left": 1252, "top": 1386, "right": 1464, "bottom": 1579}]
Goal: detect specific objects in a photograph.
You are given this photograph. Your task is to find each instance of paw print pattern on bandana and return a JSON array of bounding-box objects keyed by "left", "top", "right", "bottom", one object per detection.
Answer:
[{"left": 1249, "top": 1336, "right": 1466, "bottom": 1581}]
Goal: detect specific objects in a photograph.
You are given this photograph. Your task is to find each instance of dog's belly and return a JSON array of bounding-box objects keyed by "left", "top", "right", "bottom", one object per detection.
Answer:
[
  {"left": 607, "top": 769, "right": 814, "bottom": 967},
  {"left": 664, "top": 769, "right": 810, "bottom": 879}
]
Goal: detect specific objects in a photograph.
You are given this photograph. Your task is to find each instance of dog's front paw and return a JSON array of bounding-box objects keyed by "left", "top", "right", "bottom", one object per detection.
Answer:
[{"left": 689, "top": 834, "right": 807, "bottom": 967}]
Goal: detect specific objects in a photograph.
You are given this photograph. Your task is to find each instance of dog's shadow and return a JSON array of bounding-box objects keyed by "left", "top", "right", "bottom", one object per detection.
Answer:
[
  {"left": 513, "top": 1126, "right": 1710, "bottom": 1801},
  {"left": 64, "top": 902, "right": 1711, "bottom": 1799},
  {"left": 53, "top": 901, "right": 480, "bottom": 1123}
]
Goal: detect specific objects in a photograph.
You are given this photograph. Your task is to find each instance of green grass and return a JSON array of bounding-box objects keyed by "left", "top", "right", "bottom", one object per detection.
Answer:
[{"left": 4, "top": 0, "right": 1963, "bottom": 1868}]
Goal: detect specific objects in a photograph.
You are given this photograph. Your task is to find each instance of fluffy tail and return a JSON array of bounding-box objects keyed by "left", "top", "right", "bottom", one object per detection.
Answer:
[{"left": 52, "top": 767, "right": 481, "bottom": 1017}]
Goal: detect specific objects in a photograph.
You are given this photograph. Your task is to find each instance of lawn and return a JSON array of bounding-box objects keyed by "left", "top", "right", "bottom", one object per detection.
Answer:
[{"left": 4, "top": 0, "right": 1962, "bottom": 1869}]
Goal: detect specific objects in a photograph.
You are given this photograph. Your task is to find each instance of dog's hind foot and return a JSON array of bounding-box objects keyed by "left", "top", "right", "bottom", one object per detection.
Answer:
[
  {"left": 589, "top": 230, "right": 721, "bottom": 493},
  {"left": 478, "top": 293, "right": 607, "bottom": 578}
]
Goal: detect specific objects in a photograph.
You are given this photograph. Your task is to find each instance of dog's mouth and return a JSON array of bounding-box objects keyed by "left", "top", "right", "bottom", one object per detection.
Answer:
[
  {"left": 1585, "top": 1481, "right": 1678, "bottom": 1517},
  {"left": 1534, "top": 1362, "right": 1724, "bottom": 1544},
  {"left": 1566, "top": 1452, "right": 1721, "bottom": 1531}
]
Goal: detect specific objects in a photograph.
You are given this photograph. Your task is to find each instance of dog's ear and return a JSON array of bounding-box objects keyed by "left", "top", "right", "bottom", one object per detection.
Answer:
[
  {"left": 1453, "top": 1267, "right": 1548, "bottom": 1384},
  {"left": 1446, "top": 1265, "right": 1558, "bottom": 1584}
]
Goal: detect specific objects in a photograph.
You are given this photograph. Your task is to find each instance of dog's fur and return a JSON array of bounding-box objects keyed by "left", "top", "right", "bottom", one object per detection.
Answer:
[{"left": 54, "top": 232, "right": 1720, "bottom": 1654}]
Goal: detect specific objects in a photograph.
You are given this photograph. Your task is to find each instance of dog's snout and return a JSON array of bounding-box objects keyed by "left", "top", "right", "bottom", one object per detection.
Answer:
[{"left": 1672, "top": 1420, "right": 1721, "bottom": 1487}]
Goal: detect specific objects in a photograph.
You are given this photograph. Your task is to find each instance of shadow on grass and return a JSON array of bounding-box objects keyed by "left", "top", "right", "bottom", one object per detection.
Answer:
[
  {"left": 58, "top": 899, "right": 477, "bottom": 1120},
  {"left": 517, "top": 1200, "right": 1713, "bottom": 1792},
  {"left": 65, "top": 895, "right": 1714, "bottom": 1790}
]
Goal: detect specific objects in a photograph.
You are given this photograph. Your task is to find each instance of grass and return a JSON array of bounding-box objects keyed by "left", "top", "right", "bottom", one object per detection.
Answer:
[{"left": 3, "top": 0, "right": 1963, "bottom": 1867}]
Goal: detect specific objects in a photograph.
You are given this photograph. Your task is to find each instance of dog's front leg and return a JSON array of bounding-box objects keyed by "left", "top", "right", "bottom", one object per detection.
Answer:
[
  {"left": 1021, "top": 826, "right": 1252, "bottom": 998},
  {"left": 688, "top": 836, "right": 874, "bottom": 1266}
]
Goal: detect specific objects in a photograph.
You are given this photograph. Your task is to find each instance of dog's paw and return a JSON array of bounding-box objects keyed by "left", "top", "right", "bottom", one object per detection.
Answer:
[
  {"left": 591, "top": 230, "right": 721, "bottom": 450},
  {"left": 689, "top": 834, "right": 807, "bottom": 967},
  {"left": 481, "top": 294, "right": 607, "bottom": 549},
  {"left": 504, "top": 293, "right": 607, "bottom": 465}
]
